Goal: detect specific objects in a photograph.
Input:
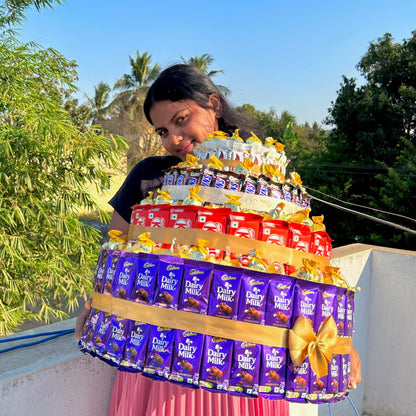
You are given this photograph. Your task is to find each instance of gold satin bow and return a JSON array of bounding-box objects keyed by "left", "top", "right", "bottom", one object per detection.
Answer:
[{"left": 288, "top": 315, "right": 338, "bottom": 378}]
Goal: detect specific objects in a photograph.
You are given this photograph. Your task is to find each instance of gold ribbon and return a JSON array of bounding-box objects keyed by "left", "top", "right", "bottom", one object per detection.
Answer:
[
  {"left": 92, "top": 292, "right": 288, "bottom": 347},
  {"left": 92, "top": 293, "right": 352, "bottom": 370},
  {"left": 288, "top": 315, "right": 348, "bottom": 378},
  {"left": 128, "top": 225, "right": 330, "bottom": 269}
]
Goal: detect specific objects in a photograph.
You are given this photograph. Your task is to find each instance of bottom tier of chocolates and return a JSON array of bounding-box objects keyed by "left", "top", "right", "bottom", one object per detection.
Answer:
[
  {"left": 79, "top": 250, "right": 354, "bottom": 403},
  {"left": 80, "top": 315, "right": 351, "bottom": 403}
]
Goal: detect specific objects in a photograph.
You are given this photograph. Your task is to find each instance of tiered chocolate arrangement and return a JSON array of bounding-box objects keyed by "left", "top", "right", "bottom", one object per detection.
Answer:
[{"left": 79, "top": 131, "right": 357, "bottom": 403}]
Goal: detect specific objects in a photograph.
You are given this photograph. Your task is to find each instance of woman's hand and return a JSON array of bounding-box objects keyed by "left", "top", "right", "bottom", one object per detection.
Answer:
[
  {"left": 75, "top": 300, "right": 92, "bottom": 341},
  {"left": 349, "top": 345, "right": 362, "bottom": 389}
]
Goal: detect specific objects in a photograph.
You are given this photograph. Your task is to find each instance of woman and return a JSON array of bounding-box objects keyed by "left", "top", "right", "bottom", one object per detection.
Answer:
[
  {"left": 108, "top": 64, "right": 257, "bottom": 236},
  {"left": 76, "top": 64, "right": 360, "bottom": 415}
]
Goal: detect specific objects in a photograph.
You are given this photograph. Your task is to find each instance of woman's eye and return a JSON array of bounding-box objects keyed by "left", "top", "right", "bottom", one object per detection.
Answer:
[
  {"left": 157, "top": 129, "right": 167, "bottom": 137},
  {"left": 176, "top": 114, "right": 188, "bottom": 124}
]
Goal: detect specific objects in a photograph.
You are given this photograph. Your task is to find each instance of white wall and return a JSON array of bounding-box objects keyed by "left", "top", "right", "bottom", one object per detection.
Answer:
[
  {"left": 319, "top": 245, "right": 416, "bottom": 416},
  {"left": 0, "top": 319, "right": 117, "bottom": 416}
]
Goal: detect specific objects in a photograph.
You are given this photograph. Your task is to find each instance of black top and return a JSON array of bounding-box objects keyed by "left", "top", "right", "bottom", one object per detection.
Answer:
[{"left": 109, "top": 155, "right": 181, "bottom": 223}]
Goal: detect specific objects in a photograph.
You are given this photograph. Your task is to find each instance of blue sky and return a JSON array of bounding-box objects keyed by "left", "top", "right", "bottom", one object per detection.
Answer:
[{"left": 20, "top": 0, "right": 415, "bottom": 126}]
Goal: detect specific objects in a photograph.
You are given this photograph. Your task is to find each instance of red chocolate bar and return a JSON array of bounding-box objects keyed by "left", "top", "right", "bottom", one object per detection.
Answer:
[
  {"left": 130, "top": 204, "right": 152, "bottom": 226},
  {"left": 168, "top": 206, "right": 199, "bottom": 229},
  {"left": 288, "top": 222, "right": 311, "bottom": 253},
  {"left": 260, "top": 220, "right": 290, "bottom": 246}
]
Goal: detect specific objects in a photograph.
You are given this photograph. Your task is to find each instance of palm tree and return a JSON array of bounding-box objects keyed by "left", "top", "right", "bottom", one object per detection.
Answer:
[
  {"left": 112, "top": 50, "right": 161, "bottom": 117},
  {"left": 181, "top": 53, "right": 230, "bottom": 96},
  {"left": 107, "top": 51, "right": 163, "bottom": 168},
  {"left": 85, "top": 81, "right": 112, "bottom": 123}
]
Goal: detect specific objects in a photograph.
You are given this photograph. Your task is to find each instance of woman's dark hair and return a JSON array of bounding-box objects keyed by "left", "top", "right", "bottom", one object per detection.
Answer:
[{"left": 143, "top": 64, "right": 258, "bottom": 139}]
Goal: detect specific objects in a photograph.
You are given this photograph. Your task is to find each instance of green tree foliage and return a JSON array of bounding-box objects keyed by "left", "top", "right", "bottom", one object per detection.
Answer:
[
  {"left": 0, "top": 4, "right": 127, "bottom": 334},
  {"left": 181, "top": 53, "right": 223, "bottom": 77},
  {"left": 113, "top": 50, "right": 161, "bottom": 115},
  {"left": 309, "top": 32, "right": 416, "bottom": 248},
  {"left": 108, "top": 51, "right": 163, "bottom": 169},
  {"left": 64, "top": 98, "right": 93, "bottom": 131},
  {"left": 236, "top": 104, "right": 328, "bottom": 170},
  {"left": 85, "top": 81, "right": 112, "bottom": 124}
]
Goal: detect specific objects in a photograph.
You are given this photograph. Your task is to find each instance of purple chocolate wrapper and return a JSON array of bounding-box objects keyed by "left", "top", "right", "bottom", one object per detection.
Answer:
[
  {"left": 285, "top": 359, "right": 309, "bottom": 403},
  {"left": 102, "top": 315, "right": 130, "bottom": 366},
  {"left": 314, "top": 283, "right": 337, "bottom": 332},
  {"left": 199, "top": 336, "right": 234, "bottom": 393},
  {"left": 345, "top": 290, "right": 355, "bottom": 337},
  {"left": 111, "top": 251, "right": 139, "bottom": 300},
  {"left": 307, "top": 368, "right": 326, "bottom": 403},
  {"left": 258, "top": 346, "right": 287, "bottom": 400},
  {"left": 292, "top": 279, "right": 320, "bottom": 326},
  {"left": 93, "top": 249, "right": 109, "bottom": 293},
  {"left": 306, "top": 283, "right": 338, "bottom": 402},
  {"left": 340, "top": 354, "right": 351, "bottom": 397},
  {"left": 143, "top": 325, "right": 176, "bottom": 380},
  {"left": 228, "top": 341, "right": 261, "bottom": 397},
  {"left": 153, "top": 256, "right": 184, "bottom": 309},
  {"left": 178, "top": 260, "right": 213, "bottom": 314},
  {"left": 265, "top": 275, "right": 295, "bottom": 328},
  {"left": 324, "top": 355, "right": 342, "bottom": 403},
  {"left": 131, "top": 254, "right": 159, "bottom": 305},
  {"left": 285, "top": 280, "right": 320, "bottom": 402},
  {"left": 208, "top": 264, "right": 243, "bottom": 320},
  {"left": 79, "top": 307, "right": 101, "bottom": 353},
  {"left": 119, "top": 321, "right": 150, "bottom": 372},
  {"left": 102, "top": 250, "right": 122, "bottom": 296},
  {"left": 169, "top": 330, "right": 205, "bottom": 388},
  {"left": 89, "top": 311, "right": 113, "bottom": 357},
  {"left": 237, "top": 271, "right": 270, "bottom": 325},
  {"left": 336, "top": 286, "right": 347, "bottom": 336}
]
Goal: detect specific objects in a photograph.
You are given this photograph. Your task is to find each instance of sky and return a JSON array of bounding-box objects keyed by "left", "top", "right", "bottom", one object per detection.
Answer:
[{"left": 18, "top": 0, "right": 416, "bottom": 126}]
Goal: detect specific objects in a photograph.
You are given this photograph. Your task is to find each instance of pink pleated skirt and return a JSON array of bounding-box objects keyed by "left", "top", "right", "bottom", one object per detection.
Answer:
[{"left": 110, "top": 371, "right": 289, "bottom": 416}]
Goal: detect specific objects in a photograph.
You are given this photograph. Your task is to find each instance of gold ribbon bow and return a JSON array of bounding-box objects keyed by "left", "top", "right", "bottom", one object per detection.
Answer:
[{"left": 289, "top": 315, "right": 338, "bottom": 378}]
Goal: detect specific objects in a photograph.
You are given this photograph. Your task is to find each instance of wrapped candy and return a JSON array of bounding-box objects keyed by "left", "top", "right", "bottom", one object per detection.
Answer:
[
  {"left": 206, "top": 154, "right": 224, "bottom": 170},
  {"left": 268, "top": 202, "right": 286, "bottom": 220},
  {"left": 140, "top": 191, "right": 154, "bottom": 205},
  {"left": 262, "top": 164, "right": 285, "bottom": 184},
  {"left": 230, "top": 129, "right": 244, "bottom": 142},
  {"left": 274, "top": 141, "right": 285, "bottom": 153},
  {"left": 246, "top": 131, "right": 263, "bottom": 145},
  {"left": 283, "top": 208, "right": 312, "bottom": 224},
  {"left": 129, "top": 232, "right": 156, "bottom": 254},
  {"left": 188, "top": 239, "right": 212, "bottom": 262},
  {"left": 182, "top": 185, "right": 204, "bottom": 206},
  {"left": 247, "top": 249, "right": 269, "bottom": 272},
  {"left": 312, "top": 216, "right": 326, "bottom": 232},
  {"left": 176, "top": 154, "right": 201, "bottom": 169},
  {"left": 296, "top": 258, "right": 323, "bottom": 282},
  {"left": 154, "top": 189, "right": 173, "bottom": 205},
  {"left": 234, "top": 158, "right": 255, "bottom": 176},
  {"left": 208, "top": 130, "right": 228, "bottom": 140},
  {"left": 107, "top": 229, "right": 128, "bottom": 245},
  {"left": 264, "top": 137, "right": 277, "bottom": 147},
  {"left": 224, "top": 194, "right": 242, "bottom": 212}
]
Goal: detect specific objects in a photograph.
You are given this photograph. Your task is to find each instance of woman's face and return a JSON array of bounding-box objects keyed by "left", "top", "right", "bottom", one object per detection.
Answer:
[{"left": 149, "top": 96, "right": 220, "bottom": 160}]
